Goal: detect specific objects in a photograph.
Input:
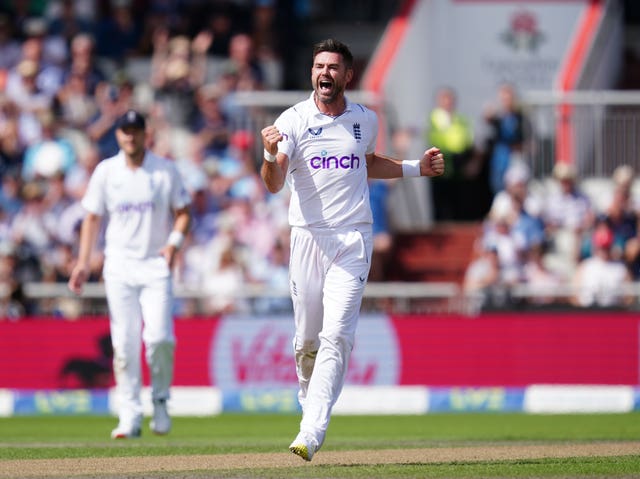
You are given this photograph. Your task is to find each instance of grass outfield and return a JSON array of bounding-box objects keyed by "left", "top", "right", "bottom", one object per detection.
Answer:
[{"left": 0, "top": 413, "right": 639, "bottom": 478}]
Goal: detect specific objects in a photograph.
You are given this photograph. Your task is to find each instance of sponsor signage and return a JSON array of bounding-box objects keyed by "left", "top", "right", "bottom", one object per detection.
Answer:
[
  {"left": 210, "top": 314, "right": 400, "bottom": 388},
  {"left": 0, "top": 312, "right": 637, "bottom": 389}
]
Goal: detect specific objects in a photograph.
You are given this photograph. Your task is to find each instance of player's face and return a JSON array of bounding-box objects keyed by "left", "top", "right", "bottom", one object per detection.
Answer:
[
  {"left": 116, "top": 126, "right": 146, "bottom": 157},
  {"left": 311, "top": 51, "right": 353, "bottom": 105}
]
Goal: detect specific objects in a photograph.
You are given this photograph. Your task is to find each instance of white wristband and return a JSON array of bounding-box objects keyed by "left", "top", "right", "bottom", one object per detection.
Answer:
[
  {"left": 263, "top": 149, "right": 277, "bottom": 163},
  {"left": 167, "top": 230, "right": 185, "bottom": 249},
  {"left": 402, "top": 159, "right": 421, "bottom": 177}
]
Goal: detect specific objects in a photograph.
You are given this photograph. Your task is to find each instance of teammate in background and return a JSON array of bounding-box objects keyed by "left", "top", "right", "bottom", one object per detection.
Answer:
[
  {"left": 260, "top": 39, "right": 444, "bottom": 461},
  {"left": 68, "top": 110, "right": 192, "bottom": 439}
]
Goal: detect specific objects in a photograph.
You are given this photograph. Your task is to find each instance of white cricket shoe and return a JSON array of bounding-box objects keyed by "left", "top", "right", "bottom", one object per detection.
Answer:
[
  {"left": 110, "top": 423, "right": 141, "bottom": 439},
  {"left": 150, "top": 399, "right": 171, "bottom": 435},
  {"left": 289, "top": 431, "right": 319, "bottom": 461}
]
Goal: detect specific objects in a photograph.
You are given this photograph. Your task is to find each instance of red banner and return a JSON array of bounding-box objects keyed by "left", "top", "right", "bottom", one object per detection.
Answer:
[
  {"left": 394, "top": 312, "right": 640, "bottom": 386},
  {"left": 0, "top": 312, "right": 637, "bottom": 388}
]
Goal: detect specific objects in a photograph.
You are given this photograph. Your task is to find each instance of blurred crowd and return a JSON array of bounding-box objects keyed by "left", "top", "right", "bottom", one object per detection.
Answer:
[
  {"left": 428, "top": 83, "right": 640, "bottom": 311},
  {"left": 0, "top": 0, "right": 297, "bottom": 319},
  {"left": 463, "top": 157, "right": 640, "bottom": 311}
]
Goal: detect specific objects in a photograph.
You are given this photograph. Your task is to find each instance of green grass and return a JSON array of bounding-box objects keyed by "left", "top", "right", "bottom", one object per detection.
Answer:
[{"left": 1, "top": 413, "right": 639, "bottom": 477}]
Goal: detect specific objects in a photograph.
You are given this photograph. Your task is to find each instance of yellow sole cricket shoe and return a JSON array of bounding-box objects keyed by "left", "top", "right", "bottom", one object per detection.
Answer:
[{"left": 289, "top": 432, "right": 318, "bottom": 461}]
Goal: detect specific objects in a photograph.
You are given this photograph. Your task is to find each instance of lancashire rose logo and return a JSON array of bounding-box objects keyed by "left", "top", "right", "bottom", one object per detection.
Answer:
[{"left": 501, "top": 10, "right": 545, "bottom": 53}]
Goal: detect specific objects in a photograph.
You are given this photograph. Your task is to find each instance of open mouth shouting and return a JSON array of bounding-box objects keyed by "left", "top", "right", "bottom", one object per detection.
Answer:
[{"left": 316, "top": 77, "right": 335, "bottom": 99}]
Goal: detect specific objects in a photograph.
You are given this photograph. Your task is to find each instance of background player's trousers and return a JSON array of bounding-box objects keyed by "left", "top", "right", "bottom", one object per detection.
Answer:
[
  {"left": 289, "top": 224, "right": 372, "bottom": 446},
  {"left": 104, "top": 256, "right": 175, "bottom": 427}
]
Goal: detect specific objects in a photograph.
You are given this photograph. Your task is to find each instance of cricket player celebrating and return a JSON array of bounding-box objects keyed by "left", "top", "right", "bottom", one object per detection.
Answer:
[
  {"left": 261, "top": 39, "right": 444, "bottom": 461},
  {"left": 68, "top": 110, "right": 192, "bottom": 439}
]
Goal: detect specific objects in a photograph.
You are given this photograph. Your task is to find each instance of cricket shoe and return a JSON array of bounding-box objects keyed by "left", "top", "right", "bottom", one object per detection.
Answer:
[
  {"left": 289, "top": 431, "right": 319, "bottom": 462},
  {"left": 110, "top": 424, "right": 141, "bottom": 439},
  {"left": 150, "top": 399, "right": 171, "bottom": 435}
]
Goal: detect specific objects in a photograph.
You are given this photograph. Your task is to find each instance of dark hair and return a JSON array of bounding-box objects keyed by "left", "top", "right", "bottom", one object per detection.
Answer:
[{"left": 312, "top": 39, "right": 353, "bottom": 69}]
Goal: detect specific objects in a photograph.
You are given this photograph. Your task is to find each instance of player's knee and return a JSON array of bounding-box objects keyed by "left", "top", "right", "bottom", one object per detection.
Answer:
[{"left": 319, "top": 331, "right": 354, "bottom": 356}]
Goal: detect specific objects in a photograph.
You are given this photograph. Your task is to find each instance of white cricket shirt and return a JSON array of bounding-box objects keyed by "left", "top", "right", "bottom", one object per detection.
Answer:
[
  {"left": 275, "top": 92, "right": 378, "bottom": 229},
  {"left": 82, "top": 150, "right": 191, "bottom": 260}
]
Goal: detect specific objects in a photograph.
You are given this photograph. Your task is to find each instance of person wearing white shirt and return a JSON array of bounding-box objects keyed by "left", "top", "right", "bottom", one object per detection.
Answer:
[
  {"left": 68, "top": 110, "right": 192, "bottom": 439},
  {"left": 572, "top": 222, "right": 633, "bottom": 308},
  {"left": 260, "top": 39, "right": 445, "bottom": 461}
]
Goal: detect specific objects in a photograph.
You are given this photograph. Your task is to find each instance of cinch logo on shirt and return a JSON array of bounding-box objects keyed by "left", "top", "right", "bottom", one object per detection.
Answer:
[
  {"left": 309, "top": 153, "right": 361, "bottom": 169},
  {"left": 116, "top": 201, "right": 155, "bottom": 213}
]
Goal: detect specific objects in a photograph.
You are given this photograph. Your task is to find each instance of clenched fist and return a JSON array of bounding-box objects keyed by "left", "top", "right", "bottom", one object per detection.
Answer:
[{"left": 420, "top": 147, "right": 445, "bottom": 177}]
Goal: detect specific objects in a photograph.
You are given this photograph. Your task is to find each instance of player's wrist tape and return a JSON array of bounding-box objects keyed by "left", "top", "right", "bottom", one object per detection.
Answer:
[
  {"left": 167, "top": 230, "right": 185, "bottom": 249},
  {"left": 263, "top": 149, "right": 277, "bottom": 163},
  {"left": 402, "top": 159, "right": 421, "bottom": 177}
]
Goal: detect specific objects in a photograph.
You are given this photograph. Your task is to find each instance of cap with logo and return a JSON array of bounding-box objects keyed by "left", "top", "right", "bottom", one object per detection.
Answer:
[{"left": 116, "top": 110, "right": 146, "bottom": 130}]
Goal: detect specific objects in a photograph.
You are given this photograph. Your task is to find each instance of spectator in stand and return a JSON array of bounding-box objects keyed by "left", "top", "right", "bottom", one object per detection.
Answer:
[
  {"left": 192, "top": 82, "right": 230, "bottom": 157},
  {"left": 463, "top": 239, "right": 501, "bottom": 309},
  {"left": 489, "top": 162, "right": 545, "bottom": 253},
  {"left": 522, "top": 241, "right": 566, "bottom": 306},
  {"left": 0, "top": 169, "right": 23, "bottom": 220},
  {"left": 253, "top": 238, "right": 293, "bottom": 314},
  {"left": 47, "top": 0, "right": 95, "bottom": 47},
  {"left": 201, "top": 6, "right": 236, "bottom": 57},
  {"left": 14, "top": 19, "right": 66, "bottom": 98},
  {"left": 199, "top": 225, "right": 248, "bottom": 315},
  {"left": 215, "top": 129, "right": 264, "bottom": 202},
  {"left": 483, "top": 83, "right": 526, "bottom": 196},
  {"left": 0, "top": 240, "right": 26, "bottom": 319},
  {"left": 488, "top": 161, "right": 543, "bottom": 229},
  {"left": 150, "top": 29, "right": 211, "bottom": 128},
  {"left": 425, "top": 86, "right": 476, "bottom": 220},
  {"left": 224, "top": 32, "right": 265, "bottom": 91},
  {"left": 6, "top": 59, "right": 53, "bottom": 147},
  {"left": 54, "top": 67, "right": 98, "bottom": 130},
  {"left": 606, "top": 164, "right": 640, "bottom": 214},
  {"left": 572, "top": 220, "right": 633, "bottom": 308},
  {"left": 0, "top": 14, "right": 22, "bottom": 71},
  {"left": 86, "top": 79, "right": 135, "bottom": 159},
  {"left": 0, "top": 101, "right": 25, "bottom": 178},
  {"left": 481, "top": 200, "right": 527, "bottom": 289},
  {"left": 94, "top": 0, "right": 142, "bottom": 65},
  {"left": 594, "top": 182, "right": 638, "bottom": 263},
  {"left": 21, "top": 109, "right": 76, "bottom": 182},
  {"left": 9, "top": 181, "right": 51, "bottom": 285},
  {"left": 605, "top": 166, "right": 640, "bottom": 279},
  {"left": 543, "top": 162, "right": 594, "bottom": 276},
  {"left": 184, "top": 173, "right": 221, "bottom": 250},
  {"left": 4, "top": 2, "right": 47, "bottom": 41},
  {"left": 61, "top": 33, "right": 105, "bottom": 96}
]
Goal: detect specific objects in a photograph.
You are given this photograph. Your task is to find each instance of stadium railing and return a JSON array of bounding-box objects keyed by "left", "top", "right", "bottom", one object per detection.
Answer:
[{"left": 21, "top": 281, "right": 640, "bottom": 317}]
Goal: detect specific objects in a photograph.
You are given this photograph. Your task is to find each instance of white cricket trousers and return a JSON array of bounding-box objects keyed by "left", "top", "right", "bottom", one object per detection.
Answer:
[
  {"left": 103, "top": 256, "right": 175, "bottom": 427},
  {"left": 289, "top": 224, "right": 372, "bottom": 448}
]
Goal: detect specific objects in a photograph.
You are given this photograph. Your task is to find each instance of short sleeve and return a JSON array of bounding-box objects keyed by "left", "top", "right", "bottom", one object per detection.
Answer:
[
  {"left": 81, "top": 162, "right": 107, "bottom": 215},
  {"left": 366, "top": 109, "right": 378, "bottom": 155},
  {"left": 170, "top": 162, "right": 192, "bottom": 210},
  {"left": 274, "top": 108, "right": 298, "bottom": 159}
]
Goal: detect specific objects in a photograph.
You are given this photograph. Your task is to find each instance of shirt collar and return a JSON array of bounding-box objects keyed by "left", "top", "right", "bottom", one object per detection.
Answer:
[{"left": 308, "top": 91, "right": 352, "bottom": 118}]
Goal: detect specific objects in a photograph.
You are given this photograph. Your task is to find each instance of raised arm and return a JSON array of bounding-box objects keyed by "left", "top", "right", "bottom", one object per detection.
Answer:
[{"left": 367, "top": 147, "right": 445, "bottom": 179}]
